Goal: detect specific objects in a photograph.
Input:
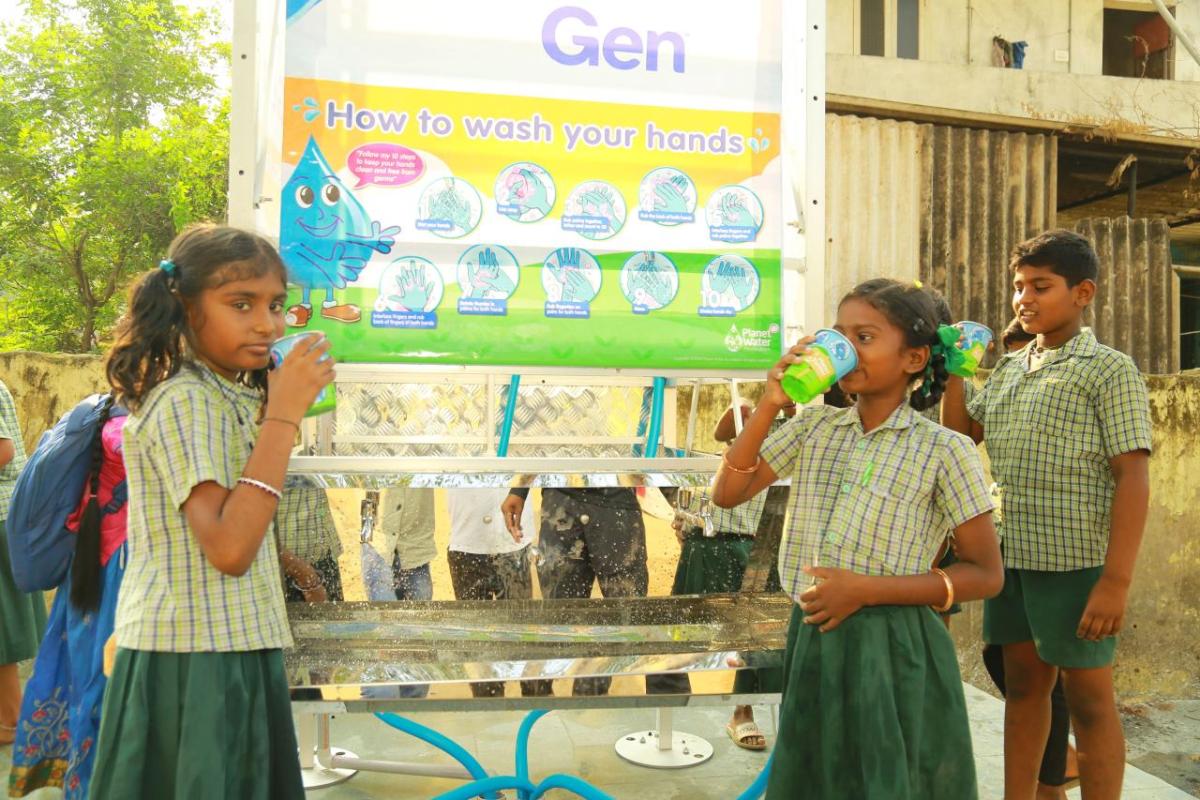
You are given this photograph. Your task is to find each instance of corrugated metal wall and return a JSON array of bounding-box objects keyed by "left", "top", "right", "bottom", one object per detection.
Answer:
[
  {"left": 825, "top": 113, "right": 1057, "bottom": 335},
  {"left": 922, "top": 125, "right": 1057, "bottom": 330},
  {"left": 825, "top": 115, "right": 926, "bottom": 305},
  {"left": 1075, "top": 217, "right": 1178, "bottom": 374}
]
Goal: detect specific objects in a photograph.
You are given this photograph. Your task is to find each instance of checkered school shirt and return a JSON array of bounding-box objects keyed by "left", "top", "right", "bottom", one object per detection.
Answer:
[
  {"left": 276, "top": 488, "right": 342, "bottom": 563},
  {"left": 760, "top": 403, "right": 994, "bottom": 603},
  {"left": 0, "top": 381, "right": 27, "bottom": 523},
  {"left": 115, "top": 363, "right": 292, "bottom": 652},
  {"left": 968, "top": 329, "right": 1152, "bottom": 572}
]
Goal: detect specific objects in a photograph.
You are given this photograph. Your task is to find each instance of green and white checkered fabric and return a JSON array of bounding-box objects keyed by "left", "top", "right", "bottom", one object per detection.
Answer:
[
  {"left": 116, "top": 363, "right": 292, "bottom": 652},
  {"left": 761, "top": 403, "right": 993, "bottom": 603},
  {"left": 707, "top": 488, "right": 771, "bottom": 536},
  {"left": 919, "top": 379, "right": 976, "bottom": 424},
  {"left": 276, "top": 488, "right": 342, "bottom": 563},
  {"left": 685, "top": 418, "right": 785, "bottom": 536},
  {"left": 0, "top": 381, "right": 27, "bottom": 522},
  {"left": 968, "top": 329, "right": 1152, "bottom": 571}
]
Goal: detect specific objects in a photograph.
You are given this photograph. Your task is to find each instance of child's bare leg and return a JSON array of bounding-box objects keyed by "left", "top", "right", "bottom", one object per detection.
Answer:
[
  {"left": 1062, "top": 665, "right": 1124, "bottom": 800},
  {"left": 1003, "top": 642, "right": 1059, "bottom": 800},
  {"left": 0, "top": 662, "right": 20, "bottom": 743},
  {"left": 1035, "top": 783, "right": 1067, "bottom": 800}
]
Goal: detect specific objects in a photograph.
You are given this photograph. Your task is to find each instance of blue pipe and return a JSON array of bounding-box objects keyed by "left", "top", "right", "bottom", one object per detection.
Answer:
[
  {"left": 374, "top": 712, "right": 499, "bottom": 799},
  {"left": 431, "top": 776, "right": 536, "bottom": 800},
  {"left": 378, "top": 705, "right": 768, "bottom": 800},
  {"left": 735, "top": 752, "right": 773, "bottom": 800},
  {"left": 496, "top": 375, "right": 521, "bottom": 457},
  {"left": 643, "top": 376, "right": 666, "bottom": 458},
  {"left": 515, "top": 709, "right": 549, "bottom": 799},
  {"left": 532, "top": 774, "right": 617, "bottom": 799}
]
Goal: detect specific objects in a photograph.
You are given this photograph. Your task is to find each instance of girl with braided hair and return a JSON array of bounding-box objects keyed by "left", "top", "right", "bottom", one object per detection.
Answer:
[
  {"left": 10, "top": 398, "right": 128, "bottom": 798},
  {"left": 712, "top": 278, "right": 1004, "bottom": 799},
  {"left": 87, "top": 224, "right": 331, "bottom": 798}
]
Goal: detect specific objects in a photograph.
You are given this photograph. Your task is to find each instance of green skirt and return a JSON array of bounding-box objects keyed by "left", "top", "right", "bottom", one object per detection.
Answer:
[
  {"left": 668, "top": 535, "right": 784, "bottom": 694},
  {"left": 766, "top": 604, "right": 977, "bottom": 800},
  {"left": 671, "top": 533, "right": 782, "bottom": 595},
  {"left": 0, "top": 519, "right": 47, "bottom": 663},
  {"left": 672, "top": 534, "right": 754, "bottom": 594},
  {"left": 89, "top": 649, "right": 304, "bottom": 800}
]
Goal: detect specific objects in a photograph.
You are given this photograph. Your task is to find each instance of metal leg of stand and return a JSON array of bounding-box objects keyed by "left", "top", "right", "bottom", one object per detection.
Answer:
[
  {"left": 305, "top": 712, "right": 472, "bottom": 783},
  {"left": 614, "top": 708, "right": 714, "bottom": 769},
  {"left": 299, "top": 713, "right": 359, "bottom": 790},
  {"left": 770, "top": 704, "right": 779, "bottom": 737},
  {"left": 298, "top": 713, "right": 316, "bottom": 770}
]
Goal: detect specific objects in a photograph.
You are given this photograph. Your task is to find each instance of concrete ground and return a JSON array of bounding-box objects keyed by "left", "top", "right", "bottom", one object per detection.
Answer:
[{"left": 5, "top": 683, "right": 1194, "bottom": 799}]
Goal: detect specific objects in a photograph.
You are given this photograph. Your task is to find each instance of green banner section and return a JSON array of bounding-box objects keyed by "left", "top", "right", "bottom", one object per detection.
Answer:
[{"left": 289, "top": 248, "right": 780, "bottom": 369}]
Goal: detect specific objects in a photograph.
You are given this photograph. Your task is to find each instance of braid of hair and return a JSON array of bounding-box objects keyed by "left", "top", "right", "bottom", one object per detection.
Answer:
[
  {"left": 69, "top": 396, "right": 114, "bottom": 611},
  {"left": 910, "top": 342, "right": 951, "bottom": 412}
]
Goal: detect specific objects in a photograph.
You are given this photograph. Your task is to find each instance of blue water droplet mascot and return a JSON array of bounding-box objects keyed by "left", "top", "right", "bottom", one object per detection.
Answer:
[{"left": 279, "top": 135, "right": 401, "bottom": 326}]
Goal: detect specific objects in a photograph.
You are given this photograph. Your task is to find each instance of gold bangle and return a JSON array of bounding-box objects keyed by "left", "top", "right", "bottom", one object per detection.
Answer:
[
  {"left": 263, "top": 417, "right": 300, "bottom": 432},
  {"left": 721, "top": 451, "right": 761, "bottom": 475},
  {"left": 931, "top": 567, "right": 955, "bottom": 613}
]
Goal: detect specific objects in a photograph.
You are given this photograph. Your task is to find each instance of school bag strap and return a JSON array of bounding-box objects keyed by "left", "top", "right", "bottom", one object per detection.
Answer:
[
  {"left": 101, "top": 480, "right": 128, "bottom": 516},
  {"left": 5, "top": 393, "right": 129, "bottom": 593}
]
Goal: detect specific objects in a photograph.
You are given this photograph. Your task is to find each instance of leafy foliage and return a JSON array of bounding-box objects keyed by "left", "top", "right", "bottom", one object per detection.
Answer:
[{"left": 0, "top": 0, "right": 229, "bottom": 352}]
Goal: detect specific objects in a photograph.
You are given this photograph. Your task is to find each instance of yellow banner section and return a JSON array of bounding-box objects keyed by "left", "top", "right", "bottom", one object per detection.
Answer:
[{"left": 283, "top": 77, "right": 780, "bottom": 199}]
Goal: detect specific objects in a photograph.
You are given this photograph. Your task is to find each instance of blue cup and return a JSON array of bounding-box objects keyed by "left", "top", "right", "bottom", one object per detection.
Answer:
[{"left": 269, "top": 332, "right": 335, "bottom": 417}]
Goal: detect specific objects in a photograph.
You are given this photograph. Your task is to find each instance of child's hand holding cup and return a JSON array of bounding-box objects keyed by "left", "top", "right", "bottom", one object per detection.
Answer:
[
  {"left": 267, "top": 332, "right": 337, "bottom": 419},
  {"left": 941, "top": 322, "right": 994, "bottom": 378}
]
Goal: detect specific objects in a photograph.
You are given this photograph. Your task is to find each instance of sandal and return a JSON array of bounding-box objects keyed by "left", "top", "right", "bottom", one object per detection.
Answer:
[{"left": 726, "top": 720, "right": 767, "bottom": 751}]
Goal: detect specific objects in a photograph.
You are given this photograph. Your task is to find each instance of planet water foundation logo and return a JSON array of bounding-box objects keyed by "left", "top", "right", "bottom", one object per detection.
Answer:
[{"left": 724, "top": 323, "right": 779, "bottom": 353}]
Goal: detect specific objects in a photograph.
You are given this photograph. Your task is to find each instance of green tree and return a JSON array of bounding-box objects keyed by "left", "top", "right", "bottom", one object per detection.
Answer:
[{"left": 0, "top": 0, "right": 229, "bottom": 352}]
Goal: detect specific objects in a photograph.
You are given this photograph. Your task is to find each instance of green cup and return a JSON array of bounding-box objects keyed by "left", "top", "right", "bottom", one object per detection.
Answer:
[{"left": 780, "top": 329, "right": 859, "bottom": 405}]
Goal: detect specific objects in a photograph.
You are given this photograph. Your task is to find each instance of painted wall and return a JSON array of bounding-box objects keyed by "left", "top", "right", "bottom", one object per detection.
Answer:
[
  {"left": 825, "top": 0, "right": 1200, "bottom": 135},
  {"left": 0, "top": 351, "right": 108, "bottom": 453},
  {"left": 828, "top": 0, "right": 1199, "bottom": 78}
]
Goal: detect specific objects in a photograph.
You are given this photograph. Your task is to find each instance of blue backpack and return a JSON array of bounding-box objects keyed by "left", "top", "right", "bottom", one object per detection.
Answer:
[{"left": 6, "top": 394, "right": 128, "bottom": 593}]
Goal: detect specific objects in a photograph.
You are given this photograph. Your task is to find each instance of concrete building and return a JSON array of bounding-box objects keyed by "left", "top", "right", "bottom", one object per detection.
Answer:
[{"left": 821, "top": 0, "right": 1200, "bottom": 371}]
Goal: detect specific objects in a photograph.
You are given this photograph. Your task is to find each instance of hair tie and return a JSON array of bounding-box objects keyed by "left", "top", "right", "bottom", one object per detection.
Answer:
[
  {"left": 930, "top": 324, "right": 959, "bottom": 360},
  {"left": 912, "top": 279, "right": 924, "bottom": 289},
  {"left": 159, "top": 259, "right": 176, "bottom": 275}
]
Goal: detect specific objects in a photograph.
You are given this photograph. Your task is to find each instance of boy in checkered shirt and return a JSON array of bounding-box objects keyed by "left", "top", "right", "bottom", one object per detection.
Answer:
[{"left": 943, "top": 229, "right": 1152, "bottom": 800}]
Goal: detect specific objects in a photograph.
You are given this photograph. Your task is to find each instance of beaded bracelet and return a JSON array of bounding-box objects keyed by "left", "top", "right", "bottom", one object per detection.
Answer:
[
  {"left": 237, "top": 476, "right": 282, "bottom": 500},
  {"left": 721, "top": 451, "right": 761, "bottom": 475},
  {"left": 931, "top": 567, "right": 956, "bottom": 613}
]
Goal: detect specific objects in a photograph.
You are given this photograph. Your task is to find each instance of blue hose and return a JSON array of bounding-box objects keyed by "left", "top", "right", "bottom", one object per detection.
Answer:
[
  {"left": 431, "top": 774, "right": 615, "bottom": 800},
  {"left": 735, "top": 752, "right": 773, "bottom": 800},
  {"left": 532, "top": 774, "right": 617, "bottom": 799},
  {"left": 377, "top": 705, "right": 768, "bottom": 800},
  {"left": 431, "top": 776, "right": 536, "bottom": 800},
  {"left": 374, "top": 712, "right": 499, "bottom": 799},
  {"left": 643, "top": 376, "right": 666, "bottom": 458},
  {"left": 515, "top": 709, "right": 549, "bottom": 799},
  {"left": 496, "top": 375, "right": 521, "bottom": 457}
]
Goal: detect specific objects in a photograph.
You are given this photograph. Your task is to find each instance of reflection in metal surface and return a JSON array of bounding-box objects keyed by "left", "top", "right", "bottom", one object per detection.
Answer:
[
  {"left": 286, "top": 595, "right": 791, "bottom": 711},
  {"left": 286, "top": 458, "right": 727, "bottom": 489}
]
